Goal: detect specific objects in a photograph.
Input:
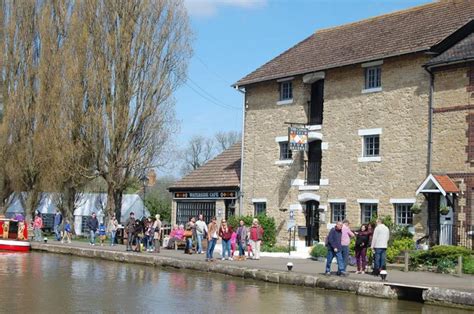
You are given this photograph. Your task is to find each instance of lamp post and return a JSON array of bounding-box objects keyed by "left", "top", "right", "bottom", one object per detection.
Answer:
[{"left": 140, "top": 175, "right": 149, "bottom": 219}]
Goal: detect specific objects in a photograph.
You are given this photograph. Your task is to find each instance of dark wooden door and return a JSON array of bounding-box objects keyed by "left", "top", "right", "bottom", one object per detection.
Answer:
[
  {"left": 310, "top": 80, "right": 324, "bottom": 125},
  {"left": 307, "top": 141, "right": 322, "bottom": 185},
  {"left": 427, "top": 193, "right": 440, "bottom": 245},
  {"left": 305, "top": 200, "right": 320, "bottom": 246}
]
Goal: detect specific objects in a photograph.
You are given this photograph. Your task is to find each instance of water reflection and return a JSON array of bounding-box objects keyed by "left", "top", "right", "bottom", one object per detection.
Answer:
[{"left": 0, "top": 252, "right": 470, "bottom": 313}]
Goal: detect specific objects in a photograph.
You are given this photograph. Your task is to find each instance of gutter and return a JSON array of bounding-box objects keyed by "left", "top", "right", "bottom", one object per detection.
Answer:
[
  {"left": 424, "top": 66, "right": 434, "bottom": 176},
  {"left": 234, "top": 85, "right": 246, "bottom": 216}
]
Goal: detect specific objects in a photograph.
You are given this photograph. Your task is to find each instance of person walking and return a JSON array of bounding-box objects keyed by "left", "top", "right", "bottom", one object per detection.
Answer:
[
  {"left": 219, "top": 219, "right": 233, "bottom": 260},
  {"left": 53, "top": 209, "right": 63, "bottom": 241},
  {"left": 371, "top": 218, "right": 390, "bottom": 276},
  {"left": 341, "top": 219, "right": 355, "bottom": 272},
  {"left": 325, "top": 221, "right": 347, "bottom": 276},
  {"left": 107, "top": 214, "right": 118, "bottom": 246},
  {"left": 98, "top": 222, "right": 107, "bottom": 246},
  {"left": 33, "top": 211, "right": 43, "bottom": 242},
  {"left": 206, "top": 217, "right": 218, "bottom": 262},
  {"left": 87, "top": 212, "right": 99, "bottom": 245},
  {"left": 236, "top": 220, "right": 248, "bottom": 258},
  {"left": 249, "top": 219, "right": 264, "bottom": 260},
  {"left": 153, "top": 214, "right": 162, "bottom": 253},
  {"left": 125, "top": 212, "right": 136, "bottom": 251},
  {"left": 195, "top": 214, "right": 208, "bottom": 254},
  {"left": 355, "top": 224, "right": 370, "bottom": 274}
]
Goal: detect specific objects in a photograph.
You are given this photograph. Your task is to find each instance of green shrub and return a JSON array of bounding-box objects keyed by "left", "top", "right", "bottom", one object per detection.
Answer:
[
  {"left": 463, "top": 256, "right": 474, "bottom": 274},
  {"left": 262, "top": 244, "right": 293, "bottom": 252},
  {"left": 310, "top": 244, "right": 327, "bottom": 258},
  {"left": 387, "top": 238, "right": 415, "bottom": 263},
  {"left": 227, "top": 214, "right": 276, "bottom": 248},
  {"left": 410, "top": 245, "right": 474, "bottom": 272},
  {"left": 437, "top": 257, "right": 456, "bottom": 274},
  {"left": 390, "top": 225, "right": 413, "bottom": 242}
]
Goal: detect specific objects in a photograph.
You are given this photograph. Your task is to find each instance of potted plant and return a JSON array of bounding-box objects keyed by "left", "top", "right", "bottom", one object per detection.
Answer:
[
  {"left": 410, "top": 204, "right": 421, "bottom": 215},
  {"left": 439, "top": 205, "right": 450, "bottom": 215}
]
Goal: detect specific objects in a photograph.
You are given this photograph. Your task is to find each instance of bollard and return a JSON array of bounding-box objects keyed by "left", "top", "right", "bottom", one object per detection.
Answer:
[
  {"left": 404, "top": 251, "right": 409, "bottom": 272},
  {"left": 457, "top": 255, "right": 463, "bottom": 276}
]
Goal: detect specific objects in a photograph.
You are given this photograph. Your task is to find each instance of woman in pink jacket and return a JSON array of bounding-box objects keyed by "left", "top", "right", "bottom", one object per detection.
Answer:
[
  {"left": 33, "top": 211, "right": 43, "bottom": 242},
  {"left": 249, "top": 219, "right": 264, "bottom": 260}
]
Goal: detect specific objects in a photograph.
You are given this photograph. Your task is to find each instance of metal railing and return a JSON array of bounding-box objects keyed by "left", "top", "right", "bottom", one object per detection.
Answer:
[
  {"left": 458, "top": 224, "right": 474, "bottom": 250},
  {"left": 304, "top": 160, "right": 321, "bottom": 185}
]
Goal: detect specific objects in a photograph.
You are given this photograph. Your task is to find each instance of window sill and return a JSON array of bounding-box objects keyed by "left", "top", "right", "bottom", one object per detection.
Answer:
[
  {"left": 277, "top": 99, "right": 293, "bottom": 105},
  {"left": 361, "top": 87, "right": 382, "bottom": 94},
  {"left": 275, "top": 160, "right": 293, "bottom": 166},
  {"left": 358, "top": 156, "right": 381, "bottom": 163}
]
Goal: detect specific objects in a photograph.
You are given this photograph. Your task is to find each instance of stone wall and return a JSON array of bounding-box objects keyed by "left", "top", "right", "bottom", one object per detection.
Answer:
[
  {"left": 243, "top": 53, "right": 434, "bottom": 244},
  {"left": 319, "top": 53, "right": 431, "bottom": 236},
  {"left": 432, "top": 62, "right": 474, "bottom": 245}
]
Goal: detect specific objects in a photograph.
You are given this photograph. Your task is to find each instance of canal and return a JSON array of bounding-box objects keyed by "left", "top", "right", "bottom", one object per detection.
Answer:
[{"left": 0, "top": 252, "right": 469, "bottom": 313}]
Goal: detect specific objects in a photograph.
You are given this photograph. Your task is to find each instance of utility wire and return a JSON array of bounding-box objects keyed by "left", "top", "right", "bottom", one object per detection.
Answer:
[
  {"left": 184, "top": 79, "right": 240, "bottom": 111},
  {"left": 195, "top": 54, "right": 233, "bottom": 86}
]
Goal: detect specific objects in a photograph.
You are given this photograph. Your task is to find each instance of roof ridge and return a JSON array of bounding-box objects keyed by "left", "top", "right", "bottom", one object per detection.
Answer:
[{"left": 315, "top": 1, "right": 446, "bottom": 35}]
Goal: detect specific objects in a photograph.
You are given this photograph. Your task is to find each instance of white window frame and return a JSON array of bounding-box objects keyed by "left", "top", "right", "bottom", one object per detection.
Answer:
[
  {"left": 277, "top": 78, "right": 293, "bottom": 104},
  {"left": 330, "top": 203, "right": 346, "bottom": 223},
  {"left": 395, "top": 203, "right": 413, "bottom": 226},
  {"left": 278, "top": 141, "right": 292, "bottom": 160},
  {"left": 362, "top": 60, "right": 382, "bottom": 93},
  {"left": 361, "top": 203, "right": 377, "bottom": 224},
  {"left": 358, "top": 128, "right": 382, "bottom": 162}
]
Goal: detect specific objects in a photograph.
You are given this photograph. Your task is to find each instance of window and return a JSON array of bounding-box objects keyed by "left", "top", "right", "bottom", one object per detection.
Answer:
[
  {"left": 279, "top": 142, "right": 292, "bottom": 160},
  {"left": 254, "top": 202, "right": 266, "bottom": 216},
  {"left": 364, "top": 135, "right": 380, "bottom": 157},
  {"left": 279, "top": 81, "right": 293, "bottom": 101},
  {"left": 395, "top": 203, "right": 413, "bottom": 225},
  {"left": 365, "top": 66, "right": 381, "bottom": 89},
  {"left": 361, "top": 203, "right": 377, "bottom": 224},
  {"left": 331, "top": 203, "right": 346, "bottom": 222}
]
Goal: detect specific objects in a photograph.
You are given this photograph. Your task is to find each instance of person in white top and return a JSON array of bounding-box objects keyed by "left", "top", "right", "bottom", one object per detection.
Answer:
[
  {"left": 371, "top": 218, "right": 390, "bottom": 275},
  {"left": 195, "top": 214, "right": 208, "bottom": 254}
]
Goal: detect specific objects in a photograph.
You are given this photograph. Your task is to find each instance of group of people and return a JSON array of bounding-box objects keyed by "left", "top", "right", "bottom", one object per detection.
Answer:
[
  {"left": 325, "top": 218, "right": 390, "bottom": 277},
  {"left": 165, "top": 215, "right": 265, "bottom": 262},
  {"left": 123, "top": 212, "right": 162, "bottom": 253},
  {"left": 31, "top": 210, "right": 73, "bottom": 243}
]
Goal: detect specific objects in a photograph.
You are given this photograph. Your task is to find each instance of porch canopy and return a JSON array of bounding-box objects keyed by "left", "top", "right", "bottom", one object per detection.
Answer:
[{"left": 416, "top": 174, "right": 459, "bottom": 196}]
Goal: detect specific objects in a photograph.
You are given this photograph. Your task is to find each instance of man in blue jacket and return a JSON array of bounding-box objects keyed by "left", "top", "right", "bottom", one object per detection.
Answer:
[
  {"left": 325, "top": 221, "right": 347, "bottom": 276},
  {"left": 54, "top": 209, "right": 63, "bottom": 241}
]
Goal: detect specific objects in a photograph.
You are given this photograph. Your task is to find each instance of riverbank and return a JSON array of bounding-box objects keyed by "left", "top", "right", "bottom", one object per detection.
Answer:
[{"left": 31, "top": 242, "right": 474, "bottom": 309}]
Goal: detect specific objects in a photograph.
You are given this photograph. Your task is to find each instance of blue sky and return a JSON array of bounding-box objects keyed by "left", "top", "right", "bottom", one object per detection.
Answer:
[{"left": 167, "top": 0, "right": 432, "bottom": 178}]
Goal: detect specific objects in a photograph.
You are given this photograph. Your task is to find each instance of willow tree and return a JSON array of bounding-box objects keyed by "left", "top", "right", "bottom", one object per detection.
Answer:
[
  {"left": 82, "top": 0, "right": 191, "bottom": 221},
  {"left": 0, "top": 1, "right": 70, "bottom": 217}
]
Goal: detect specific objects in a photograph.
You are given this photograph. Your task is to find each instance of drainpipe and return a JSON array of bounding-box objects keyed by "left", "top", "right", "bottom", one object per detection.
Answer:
[
  {"left": 235, "top": 85, "right": 246, "bottom": 216},
  {"left": 425, "top": 66, "right": 434, "bottom": 176}
]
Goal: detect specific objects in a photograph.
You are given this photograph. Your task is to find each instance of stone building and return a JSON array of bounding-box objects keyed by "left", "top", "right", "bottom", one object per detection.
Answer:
[
  {"left": 234, "top": 0, "right": 474, "bottom": 247},
  {"left": 169, "top": 143, "right": 241, "bottom": 225}
]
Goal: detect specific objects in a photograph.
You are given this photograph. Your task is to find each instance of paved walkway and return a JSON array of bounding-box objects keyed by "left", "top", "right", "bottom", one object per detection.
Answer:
[{"left": 36, "top": 240, "right": 474, "bottom": 292}]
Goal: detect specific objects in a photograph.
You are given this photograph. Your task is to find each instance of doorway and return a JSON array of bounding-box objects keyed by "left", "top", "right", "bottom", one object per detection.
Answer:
[
  {"left": 309, "top": 80, "right": 324, "bottom": 125},
  {"left": 427, "top": 194, "right": 440, "bottom": 246},
  {"left": 305, "top": 200, "right": 320, "bottom": 246},
  {"left": 306, "top": 141, "right": 322, "bottom": 185}
]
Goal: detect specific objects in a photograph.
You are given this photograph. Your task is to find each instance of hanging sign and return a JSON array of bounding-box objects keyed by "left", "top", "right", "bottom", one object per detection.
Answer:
[{"left": 288, "top": 127, "right": 308, "bottom": 151}]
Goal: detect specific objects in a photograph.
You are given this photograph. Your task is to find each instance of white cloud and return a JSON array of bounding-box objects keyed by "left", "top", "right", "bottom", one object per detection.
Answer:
[{"left": 184, "top": 0, "right": 267, "bottom": 18}]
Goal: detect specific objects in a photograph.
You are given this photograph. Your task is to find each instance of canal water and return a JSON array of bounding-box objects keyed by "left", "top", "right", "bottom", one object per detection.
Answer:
[{"left": 0, "top": 252, "right": 469, "bottom": 313}]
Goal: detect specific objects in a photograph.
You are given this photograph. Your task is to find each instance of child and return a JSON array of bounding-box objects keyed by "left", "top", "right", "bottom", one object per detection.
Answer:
[
  {"left": 62, "top": 220, "right": 72, "bottom": 244},
  {"left": 98, "top": 223, "right": 107, "bottom": 246},
  {"left": 230, "top": 231, "right": 237, "bottom": 259},
  {"left": 247, "top": 242, "right": 254, "bottom": 259}
]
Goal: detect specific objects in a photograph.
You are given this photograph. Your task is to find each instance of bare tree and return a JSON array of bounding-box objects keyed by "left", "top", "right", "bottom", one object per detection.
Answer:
[
  {"left": 180, "top": 135, "right": 215, "bottom": 175},
  {"left": 215, "top": 131, "right": 241, "bottom": 152},
  {"left": 79, "top": 0, "right": 191, "bottom": 221}
]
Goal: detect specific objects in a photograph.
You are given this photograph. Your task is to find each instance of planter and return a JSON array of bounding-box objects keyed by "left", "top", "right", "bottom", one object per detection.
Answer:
[{"left": 439, "top": 206, "right": 450, "bottom": 215}]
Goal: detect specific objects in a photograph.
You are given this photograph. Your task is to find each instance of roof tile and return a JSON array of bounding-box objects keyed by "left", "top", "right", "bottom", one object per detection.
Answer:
[{"left": 235, "top": 0, "right": 474, "bottom": 86}]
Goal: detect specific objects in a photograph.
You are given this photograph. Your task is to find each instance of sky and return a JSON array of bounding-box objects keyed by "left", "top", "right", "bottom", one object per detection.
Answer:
[{"left": 166, "top": 0, "right": 433, "bottom": 178}]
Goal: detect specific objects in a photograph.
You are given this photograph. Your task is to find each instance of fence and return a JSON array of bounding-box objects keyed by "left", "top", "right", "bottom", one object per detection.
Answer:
[{"left": 458, "top": 224, "right": 473, "bottom": 250}]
